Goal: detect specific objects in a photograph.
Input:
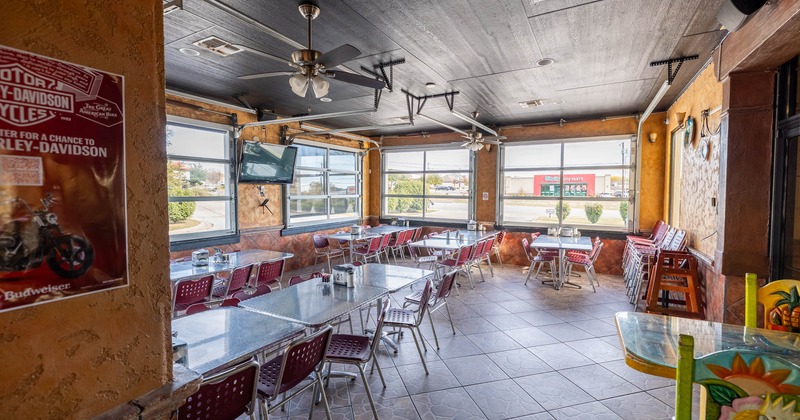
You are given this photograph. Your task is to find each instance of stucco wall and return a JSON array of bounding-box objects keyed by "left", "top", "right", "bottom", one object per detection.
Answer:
[
  {"left": 0, "top": 1, "right": 170, "bottom": 418},
  {"left": 667, "top": 63, "right": 723, "bottom": 259}
]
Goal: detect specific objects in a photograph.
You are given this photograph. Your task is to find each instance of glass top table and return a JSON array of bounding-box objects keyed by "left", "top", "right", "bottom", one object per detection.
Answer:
[
  {"left": 354, "top": 263, "right": 433, "bottom": 292},
  {"left": 325, "top": 231, "right": 380, "bottom": 242},
  {"left": 367, "top": 225, "right": 413, "bottom": 235},
  {"left": 531, "top": 235, "right": 592, "bottom": 289},
  {"left": 408, "top": 238, "right": 465, "bottom": 251},
  {"left": 169, "top": 249, "right": 294, "bottom": 282},
  {"left": 172, "top": 306, "right": 304, "bottom": 376},
  {"left": 615, "top": 311, "right": 800, "bottom": 379},
  {"left": 429, "top": 230, "right": 498, "bottom": 244},
  {"left": 238, "top": 279, "right": 388, "bottom": 329}
]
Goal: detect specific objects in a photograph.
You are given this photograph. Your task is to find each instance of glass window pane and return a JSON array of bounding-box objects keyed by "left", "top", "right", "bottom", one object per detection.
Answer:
[
  {"left": 166, "top": 124, "right": 228, "bottom": 159},
  {"left": 295, "top": 145, "right": 326, "bottom": 169},
  {"left": 562, "top": 199, "right": 628, "bottom": 228},
  {"left": 503, "top": 170, "right": 569, "bottom": 198},
  {"left": 427, "top": 198, "right": 468, "bottom": 220},
  {"left": 384, "top": 174, "right": 423, "bottom": 195},
  {"left": 385, "top": 151, "right": 424, "bottom": 172},
  {"left": 329, "top": 149, "right": 356, "bottom": 171},
  {"left": 503, "top": 143, "right": 561, "bottom": 169},
  {"left": 564, "top": 139, "right": 631, "bottom": 167},
  {"left": 384, "top": 197, "right": 424, "bottom": 218},
  {"left": 425, "top": 149, "right": 470, "bottom": 171},
  {"left": 168, "top": 160, "right": 229, "bottom": 197},
  {"left": 290, "top": 170, "right": 324, "bottom": 196},
  {"left": 427, "top": 172, "right": 470, "bottom": 196},
  {"left": 502, "top": 199, "right": 561, "bottom": 225},
  {"left": 331, "top": 197, "right": 358, "bottom": 217},
  {"left": 289, "top": 198, "right": 328, "bottom": 222},
  {"left": 329, "top": 174, "right": 357, "bottom": 195},
  {"left": 562, "top": 169, "right": 630, "bottom": 198},
  {"left": 168, "top": 200, "right": 232, "bottom": 236}
]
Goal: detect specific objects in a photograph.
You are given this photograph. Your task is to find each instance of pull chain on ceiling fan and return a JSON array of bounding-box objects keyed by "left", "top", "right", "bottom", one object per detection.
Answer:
[{"left": 238, "top": 1, "right": 386, "bottom": 98}]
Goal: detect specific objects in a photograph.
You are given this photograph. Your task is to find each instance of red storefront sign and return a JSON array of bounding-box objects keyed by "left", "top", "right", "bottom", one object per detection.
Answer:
[
  {"left": 533, "top": 174, "right": 596, "bottom": 196},
  {"left": 0, "top": 45, "right": 127, "bottom": 312}
]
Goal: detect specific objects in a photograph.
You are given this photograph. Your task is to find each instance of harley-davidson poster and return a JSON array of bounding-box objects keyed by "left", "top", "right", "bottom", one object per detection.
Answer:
[{"left": 0, "top": 45, "right": 127, "bottom": 312}]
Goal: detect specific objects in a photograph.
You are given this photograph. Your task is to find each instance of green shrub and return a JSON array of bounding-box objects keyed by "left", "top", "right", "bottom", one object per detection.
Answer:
[
  {"left": 556, "top": 202, "right": 571, "bottom": 222},
  {"left": 585, "top": 203, "right": 603, "bottom": 224},
  {"left": 168, "top": 201, "right": 196, "bottom": 223},
  {"left": 619, "top": 201, "right": 628, "bottom": 221}
]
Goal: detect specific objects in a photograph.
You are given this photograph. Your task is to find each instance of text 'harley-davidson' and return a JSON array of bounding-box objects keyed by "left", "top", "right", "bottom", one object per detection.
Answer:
[{"left": 0, "top": 193, "right": 94, "bottom": 279}]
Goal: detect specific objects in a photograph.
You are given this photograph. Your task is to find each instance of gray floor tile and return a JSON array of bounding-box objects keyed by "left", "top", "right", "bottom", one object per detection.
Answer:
[
  {"left": 451, "top": 316, "right": 501, "bottom": 335},
  {"left": 466, "top": 302, "right": 513, "bottom": 316},
  {"left": 549, "top": 308, "right": 597, "bottom": 322},
  {"left": 396, "top": 360, "right": 462, "bottom": 395},
  {"left": 465, "top": 379, "right": 545, "bottom": 419},
  {"left": 411, "top": 387, "right": 487, "bottom": 420},
  {"left": 527, "top": 343, "right": 594, "bottom": 370},
  {"left": 600, "top": 392, "right": 675, "bottom": 420},
  {"left": 497, "top": 299, "right": 539, "bottom": 313},
  {"left": 515, "top": 310, "right": 564, "bottom": 326},
  {"left": 434, "top": 335, "right": 484, "bottom": 359},
  {"left": 351, "top": 395, "right": 420, "bottom": 420},
  {"left": 466, "top": 331, "right": 523, "bottom": 353},
  {"left": 559, "top": 364, "right": 641, "bottom": 399},
  {"left": 570, "top": 319, "right": 620, "bottom": 337},
  {"left": 536, "top": 323, "right": 595, "bottom": 342},
  {"left": 503, "top": 326, "right": 560, "bottom": 347},
  {"left": 486, "top": 348, "right": 553, "bottom": 378},
  {"left": 347, "top": 364, "right": 409, "bottom": 404},
  {"left": 550, "top": 401, "right": 623, "bottom": 420},
  {"left": 565, "top": 338, "right": 625, "bottom": 363},
  {"left": 482, "top": 313, "right": 529, "bottom": 330},
  {"left": 514, "top": 372, "right": 594, "bottom": 410},
  {"left": 601, "top": 360, "right": 675, "bottom": 390},
  {"left": 443, "top": 354, "right": 509, "bottom": 386}
]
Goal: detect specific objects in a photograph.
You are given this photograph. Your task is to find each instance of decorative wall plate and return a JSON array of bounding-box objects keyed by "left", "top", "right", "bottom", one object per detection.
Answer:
[
  {"left": 700, "top": 137, "right": 710, "bottom": 160},
  {"left": 683, "top": 116, "right": 694, "bottom": 147}
]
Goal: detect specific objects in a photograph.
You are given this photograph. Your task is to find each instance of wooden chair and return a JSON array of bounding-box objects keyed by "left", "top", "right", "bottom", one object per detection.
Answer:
[
  {"left": 745, "top": 273, "right": 800, "bottom": 332},
  {"left": 643, "top": 250, "right": 704, "bottom": 319},
  {"left": 674, "top": 334, "right": 800, "bottom": 420}
]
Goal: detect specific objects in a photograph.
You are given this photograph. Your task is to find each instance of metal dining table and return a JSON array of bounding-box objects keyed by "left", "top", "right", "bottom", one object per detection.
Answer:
[
  {"left": 354, "top": 263, "right": 434, "bottom": 292},
  {"left": 171, "top": 306, "right": 304, "bottom": 376},
  {"left": 531, "top": 235, "right": 592, "bottom": 289},
  {"left": 169, "top": 249, "right": 294, "bottom": 283},
  {"left": 429, "top": 229, "right": 498, "bottom": 244}
]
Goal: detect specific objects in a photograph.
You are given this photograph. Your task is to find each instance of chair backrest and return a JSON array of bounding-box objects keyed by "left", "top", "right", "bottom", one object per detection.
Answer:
[
  {"left": 590, "top": 241, "right": 604, "bottom": 264},
  {"left": 289, "top": 272, "right": 322, "bottom": 286},
  {"left": 667, "top": 229, "right": 687, "bottom": 251},
  {"left": 455, "top": 244, "right": 475, "bottom": 265},
  {"left": 436, "top": 271, "right": 457, "bottom": 301},
  {"left": 471, "top": 240, "right": 486, "bottom": 261},
  {"left": 482, "top": 237, "right": 495, "bottom": 258},
  {"left": 521, "top": 238, "right": 532, "bottom": 261},
  {"left": 231, "top": 284, "right": 272, "bottom": 301},
  {"left": 649, "top": 220, "right": 665, "bottom": 239},
  {"left": 588, "top": 237, "right": 602, "bottom": 259},
  {"left": 414, "top": 280, "right": 434, "bottom": 327},
  {"left": 366, "top": 235, "right": 382, "bottom": 253},
  {"left": 495, "top": 230, "right": 506, "bottom": 246},
  {"left": 185, "top": 298, "right": 241, "bottom": 316},
  {"left": 674, "top": 333, "right": 800, "bottom": 420},
  {"left": 745, "top": 273, "right": 800, "bottom": 331},
  {"left": 378, "top": 233, "right": 392, "bottom": 250},
  {"left": 256, "top": 259, "right": 284, "bottom": 287},
  {"left": 531, "top": 232, "right": 541, "bottom": 242},
  {"left": 651, "top": 220, "right": 670, "bottom": 243},
  {"left": 312, "top": 234, "right": 330, "bottom": 250},
  {"left": 412, "top": 227, "right": 423, "bottom": 241},
  {"left": 336, "top": 231, "right": 350, "bottom": 246},
  {"left": 173, "top": 275, "right": 215, "bottom": 309},
  {"left": 226, "top": 264, "right": 254, "bottom": 295},
  {"left": 274, "top": 326, "right": 333, "bottom": 395},
  {"left": 657, "top": 227, "right": 677, "bottom": 249},
  {"left": 177, "top": 360, "right": 259, "bottom": 420}
]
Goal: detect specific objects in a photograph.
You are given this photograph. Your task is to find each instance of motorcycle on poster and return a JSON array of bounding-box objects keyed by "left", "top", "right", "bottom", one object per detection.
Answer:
[{"left": 0, "top": 45, "right": 127, "bottom": 312}]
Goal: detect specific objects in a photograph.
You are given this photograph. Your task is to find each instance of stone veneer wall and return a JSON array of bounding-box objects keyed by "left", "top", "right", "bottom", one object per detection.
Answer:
[{"left": 0, "top": 1, "right": 171, "bottom": 418}]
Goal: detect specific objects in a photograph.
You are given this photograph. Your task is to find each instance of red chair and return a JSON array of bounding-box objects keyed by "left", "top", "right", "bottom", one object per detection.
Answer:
[
  {"left": 522, "top": 238, "right": 557, "bottom": 286},
  {"left": 231, "top": 284, "right": 272, "bottom": 301},
  {"left": 436, "top": 244, "right": 477, "bottom": 289},
  {"left": 386, "top": 229, "right": 411, "bottom": 263},
  {"left": 256, "top": 327, "right": 333, "bottom": 419},
  {"left": 404, "top": 271, "right": 458, "bottom": 349},
  {"left": 351, "top": 235, "right": 382, "bottom": 263},
  {"left": 213, "top": 263, "right": 254, "bottom": 299},
  {"left": 351, "top": 261, "right": 364, "bottom": 267},
  {"left": 172, "top": 275, "right": 215, "bottom": 317},
  {"left": 491, "top": 230, "right": 507, "bottom": 266},
  {"left": 384, "top": 280, "right": 433, "bottom": 374},
  {"left": 185, "top": 298, "right": 241, "bottom": 316},
  {"left": 313, "top": 234, "right": 345, "bottom": 272},
  {"left": 255, "top": 259, "right": 284, "bottom": 290},
  {"left": 565, "top": 237, "right": 603, "bottom": 292},
  {"left": 376, "top": 233, "right": 393, "bottom": 263},
  {"left": 288, "top": 272, "right": 322, "bottom": 286},
  {"left": 408, "top": 243, "right": 438, "bottom": 270},
  {"left": 334, "top": 230, "right": 351, "bottom": 260},
  {"left": 324, "top": 299, "right": 390, "bottom": 419},
  {"left": 177, "top": 360, "right": 259, "bottom": 420}
]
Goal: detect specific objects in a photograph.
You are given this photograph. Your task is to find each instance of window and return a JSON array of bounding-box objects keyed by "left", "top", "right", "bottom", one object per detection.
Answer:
[
  {"left": 287, "top": 142, "right": 361, "bottom": 226},
  {"left": 382, "top": 148, "right": 473, "bottom": 221},
  {"left": 499, "top": 137, "right": 635, "bottom": 230},
  {"left": 166, "top": 118, "right": 237, "bottom": 247}
]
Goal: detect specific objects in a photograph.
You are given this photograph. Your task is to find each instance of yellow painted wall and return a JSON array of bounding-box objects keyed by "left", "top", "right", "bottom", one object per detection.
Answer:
[
  {"left": 0, "top": 1, "right": 170, "bottom": 418},
  {"left": 666, "top": 63, "right": 724, "bottom": 258}
]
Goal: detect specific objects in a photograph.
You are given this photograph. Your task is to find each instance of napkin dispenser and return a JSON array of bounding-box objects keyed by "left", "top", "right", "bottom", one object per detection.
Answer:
[
  {"left": 332, "top": 264, "right": 355, "bottom": 287},
  {"left": 191, "top": 249, "right": 209, "bottom": 266},
  {"left": 467, "top": 220, "right": 477, "bottom": 231},
  {"left": 350, "top": 225, "right": 363, "bottom": 235},
  {"left": 547, "top": 227, "right": 561, "bottom": 236}
]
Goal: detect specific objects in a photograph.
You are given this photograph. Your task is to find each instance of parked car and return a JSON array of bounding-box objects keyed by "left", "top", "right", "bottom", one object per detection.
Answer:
[{"left": 435, "top": 185, "right": 455, "bottom": 191}]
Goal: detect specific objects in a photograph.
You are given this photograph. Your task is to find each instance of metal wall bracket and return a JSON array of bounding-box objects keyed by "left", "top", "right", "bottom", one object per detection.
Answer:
[
  {"left": 360, "top": 58, "right": 405, "bottom": 92},
  {"left": 650, "top": 55, "right": 699, "bottom": 85},
  {"left": 400, "top": 89, "right": 461, "bottom": 124}
]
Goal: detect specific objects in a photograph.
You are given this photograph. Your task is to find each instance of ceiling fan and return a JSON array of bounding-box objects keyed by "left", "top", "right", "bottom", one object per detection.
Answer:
[
  {"left": 458, "top": 112, "right": 505, "bottom": 151},
  {"left": 237, "top": 1, "right": 385, "bottom": 98}
]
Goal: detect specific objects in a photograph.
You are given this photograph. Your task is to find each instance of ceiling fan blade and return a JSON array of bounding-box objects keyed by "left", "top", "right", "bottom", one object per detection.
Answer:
[
  {"left": 314, "top": 44, "right": 361, "bottom": 68},
  {"left": 483, "top": 140, "right": 503, "bottom": 145},
  {"left": 460, "top": 142, "right": 470, "bottom": 148},
  {"left": 238, "top": 71, "right": 295, "bottom": 80},
  {"left": 323, "top": 70, "right": 385, "bottom": 89}
]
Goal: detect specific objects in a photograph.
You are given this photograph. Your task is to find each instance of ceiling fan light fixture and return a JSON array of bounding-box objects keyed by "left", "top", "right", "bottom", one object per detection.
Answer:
[
  {"left": 289, "top": 73, "right": 309, "bottom": 97},
  {"left": 320, "top": 97, "right": 332, "bottom": 103},
  {"left": 311, "top": 75, "right": 330, "bottom": 98}
]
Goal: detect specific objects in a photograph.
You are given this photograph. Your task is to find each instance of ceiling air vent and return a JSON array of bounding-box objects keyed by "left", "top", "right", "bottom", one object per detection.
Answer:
[
  {"left": 192, "top": 36, "right": 244, "bottom": 57},
  {"left": 518, "top": 100, "right": 545, "bottom": 108}
]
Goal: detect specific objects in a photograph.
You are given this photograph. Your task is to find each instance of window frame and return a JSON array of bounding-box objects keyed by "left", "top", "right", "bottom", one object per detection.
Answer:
[
  {"left": 497, "top": 135, "right": 637, "bottom": 232},
  {"left": 380, "top": 145, "right": 476, "bottom": 223},
  {"left": 166, "top": 116, "right": 239, "bottom": 251},
  {"left": 285, "top": 139, "right": 363, "bottom": 229}
]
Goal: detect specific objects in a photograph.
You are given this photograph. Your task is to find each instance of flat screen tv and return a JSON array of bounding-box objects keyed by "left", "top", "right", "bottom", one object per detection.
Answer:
[{"left": 238, "top": 141, "right": 298, "bottom": 184}]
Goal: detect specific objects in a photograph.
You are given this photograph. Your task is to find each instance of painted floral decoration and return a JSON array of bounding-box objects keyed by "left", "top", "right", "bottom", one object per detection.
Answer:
[{"left": 706, "top": 354, "right": 800, "bottom": 396}]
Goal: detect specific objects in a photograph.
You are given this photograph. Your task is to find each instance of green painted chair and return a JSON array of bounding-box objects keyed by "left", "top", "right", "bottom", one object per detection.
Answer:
[
  {"left": 674, "top": 334, "right": 800, "bottom": 420},
  {"left": 744, "top": 273, "right": 800, "bottom": 332}
]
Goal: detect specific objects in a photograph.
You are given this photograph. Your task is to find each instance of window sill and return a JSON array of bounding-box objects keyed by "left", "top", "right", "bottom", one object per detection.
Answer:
[
  {"left": 497, "top": 225, "right": 635, "bottom": 240},
  {"left": 169, "top": 233, "right": 240, "bottom": 252},
  {"left": 281, "top": 219, "right": 360, "bottom": 236}
]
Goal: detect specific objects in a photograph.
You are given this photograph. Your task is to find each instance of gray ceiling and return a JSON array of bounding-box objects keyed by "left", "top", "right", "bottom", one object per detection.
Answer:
[{"left": 164, "top": 0, "right": 726, "bottom": 136}]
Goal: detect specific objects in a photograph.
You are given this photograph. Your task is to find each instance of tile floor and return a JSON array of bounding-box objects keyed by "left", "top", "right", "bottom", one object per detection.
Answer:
[{"left": 259, "top": 260, "right": 700, "bottom": 420}]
